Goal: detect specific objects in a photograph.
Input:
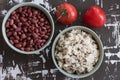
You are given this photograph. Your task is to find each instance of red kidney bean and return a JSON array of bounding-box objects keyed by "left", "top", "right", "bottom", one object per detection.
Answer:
[
  {"left": 15, "top": 36, "right": 20, "bottom": 40},
  {"left": 23, "top": 28, "right": 27, "bottom": 33},
  {"left": 5, "top": 6, "right": 52, "bottom": 51},
  {"left": 15, "top": 16, "right": 19, "bottom": 20},
  {"left": 27, "top": 33, "right": 31, "bottom": 37},
  {"left": 21, "top": 30, "right": 24, "bottom": 33},
  {"left": 32, "top": 20, "right": 37, "bottom": 24},
  {"left": 39, "top": 22, "right": 44, "bottom": 27},
  {"left": 25, "top": 13, "right": 28, "bottom": 17},
  {"left": 18, "top": 7, "right": 22, "bottom": 12},
  {"left": 11, "top": 16, "right": 16, "bottom": 20},
  {"left": 42, "top": 39, "right": 46, "bottom": 43},
  {"left": 15, "top": 43, "right": 22, "bottom": 48},
  {"left": 25, "top": 47, "right": 31, "bottom": 51},
  {"left": 10, "top": 19, "right": 14, "bottom": 25},
  {"left": 18, "top": 23, "right": 22, "bottom": 27},
  {"left": 29, "top": 29, "right": 33, "bottom": 33},
  {"left": 45, "top": 20, "right": 49, "bottom": 24},
  {"left": 28, "top": 18, "right": 32, "bottom": 21},
  {"left": 38, "top": 15, "right": 41, "bottom": 19},
  {"left": 16, "top": 19, "right": 20, "bottom": 23},
  {"left": 40, "top": 31, "right": 46, "bottom": 35},
  {"left": 34, "top": 45, "right": 38, "bottom": 50},
  {"left": 33, "top": 33, "right": 38, "bottom": 38},
  {"left": 42, "top": 27, "right": 46, "bottom": 30},
  {"left": 33, "top": 16, "right": 37, "bottom": 20},
  {"left": 14, "top": 40, "right": 19, "bottom": 44},
  {"left": 34, "top": 38, "right": 38, "bottom": 43},
  {"left": 18, "top": 32, "right": 22, "bottom": 35},
  {"left": 11, "top": 11, "right": 16, "bottom": 15},
  {"left": 13, "top": 32, "right": 17, "bottom": 36},
  {"left": 35, "top": 29, "right": 39, "bottom": 33},
  {"left": 10, "top": 28, "right": 14, "bottom": 31},
  {"left": 10, "top": 40, "right": 14, "bottom": 45},
  {"left": 39, "top": 28, "right": 42, "bottom": 32},
  {"left": 47, "top": 29, "right": 51, "bottom": 33},
  {"left": 25, "top": 22, "right": 29, "bottom": 26},
  {"left": 23, "top": 41, "right": 26, "bottom": 47},
  {"left": 28, "top": 8, "right": 31, "bottom": 13},
  {"left": 40, "top": 18, "right": 45, "bottom": 22},
  {"left": 19, "top": 38, "right": 22, "bottom": 42},
  {"left": 29, "top": 13, "right": 32, "bottom": 17},
  {"left": 21, "top": 47, "right": 24, "bottom": 51},
  {"left": 30, "top": 48, "right": 35, "bottom": 51},
  {"left": 16, "top": 27, "right": 21, "bottom": 32},
  {"left": 10, "top": 37, "right": 14, "bottom": 40},
  {"left": 44, "top": 29, "right": 48, "bottom": 34},
  {"left": 33, "top": 10, "right": 38, "bottom": 15},
  {"left": 35, "top": 23, "right": 39, "bottom": 28},
  {"left": 22, "top": 14, "right": 25, "bottom": 17},
  {"left": 6, "top": 21, "right": 10, "bottom": 28},
  {"left": 12, "top": 24, "right": 17, "bottom": 29},
  {"left": 31, "top": 26, "right": 35, "bottom": 30},
  {"left": 21, "top": 34, "right": 26, "bottom": 39},
  {"left": 6, "top": 29, "right": 9, "bottom": 32},
  {"left": 38, "top": 40, "right": 43, "bottom": 43},
  {"left": 29, "top": 45, "right": 33, "bottom": 48},
  {"left": 47, "top": 33, "right": 50, "bottom": 36},
  {"left": 41, "top": 43, "right": 44, "bottom": 46},
  {"left": 7, "top": 32, "right": 12, "bottom": 37},
  {"left": 44, "top": 35, "right": 49, "bottom": 39},
  {"left": 30, "top": 39, "right": 33, "bottom": 44},
  {"left": 46, "top": 25, "right": 51, "bottom": 29},
  {"left": 20, "top": 17, "right": 27, "bottom": 22},
  {"left": 37, "top": 33, "right": 41, "bottom": 36},
  {"left": 27, "top": 37, "right": 31, "bottom": 40}
]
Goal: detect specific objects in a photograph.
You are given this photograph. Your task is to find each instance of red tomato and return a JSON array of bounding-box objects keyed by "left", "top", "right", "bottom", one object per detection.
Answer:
[
  {"left": 56, "top": 3, "right": 78, "bottom": 24},
  {"left": 83, "top": 6, "right": 106, "bottom": 28}
]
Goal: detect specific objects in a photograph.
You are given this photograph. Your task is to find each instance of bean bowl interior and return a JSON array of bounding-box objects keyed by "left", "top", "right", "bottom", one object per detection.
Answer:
[{"left": 2, "top": 2, "right": 54, "bottom": 54}]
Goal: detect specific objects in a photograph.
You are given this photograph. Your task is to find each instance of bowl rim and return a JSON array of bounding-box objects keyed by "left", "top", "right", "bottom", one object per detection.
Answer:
[
  {"left": 2, "top": 2, "right": 54, "bottom": 54},
  {"left": 52, "top": 26, "right": 104, "bottom": 78}
]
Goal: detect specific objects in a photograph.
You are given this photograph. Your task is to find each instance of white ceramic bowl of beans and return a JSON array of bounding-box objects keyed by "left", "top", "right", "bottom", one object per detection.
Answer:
[{"left": 2, "top": 2, "right": 54, "bottom": 54}]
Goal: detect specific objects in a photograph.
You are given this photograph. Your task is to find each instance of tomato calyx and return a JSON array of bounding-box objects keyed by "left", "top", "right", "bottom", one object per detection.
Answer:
[
  {"left": 56, "top": 9, "right": 68, "bottom": 21},
  {"left": 60, "top": 9, "right": 68, "bottom": 16}
]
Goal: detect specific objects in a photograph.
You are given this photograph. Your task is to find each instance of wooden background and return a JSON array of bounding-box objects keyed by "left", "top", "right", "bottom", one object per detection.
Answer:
[{"left": 0, "top": 0, "right": 120, "bottom": 80}]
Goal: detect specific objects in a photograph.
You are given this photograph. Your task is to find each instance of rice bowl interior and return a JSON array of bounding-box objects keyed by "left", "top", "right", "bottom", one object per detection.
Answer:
[{"left": 52, "top": 26, "right": 104, "bottom": 78}]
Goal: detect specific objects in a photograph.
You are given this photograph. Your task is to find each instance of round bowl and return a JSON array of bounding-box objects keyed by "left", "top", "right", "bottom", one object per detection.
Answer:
[
  {"left": 52, "top": 26, "right": 104, "bottom": 78},
  {"left": 2, "top": 2, "right": 54, "bottom": 54}
]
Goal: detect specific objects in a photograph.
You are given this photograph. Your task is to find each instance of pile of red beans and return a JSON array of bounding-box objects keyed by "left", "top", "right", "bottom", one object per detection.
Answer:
[{"left": 5, "top": 6, "right": 51, "bottom": 51}]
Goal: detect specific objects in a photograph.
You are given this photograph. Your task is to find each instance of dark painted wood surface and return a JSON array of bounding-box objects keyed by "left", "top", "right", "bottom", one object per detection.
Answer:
[{"left": 0, "top": 0, "right": 120, "bottom": 80}]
